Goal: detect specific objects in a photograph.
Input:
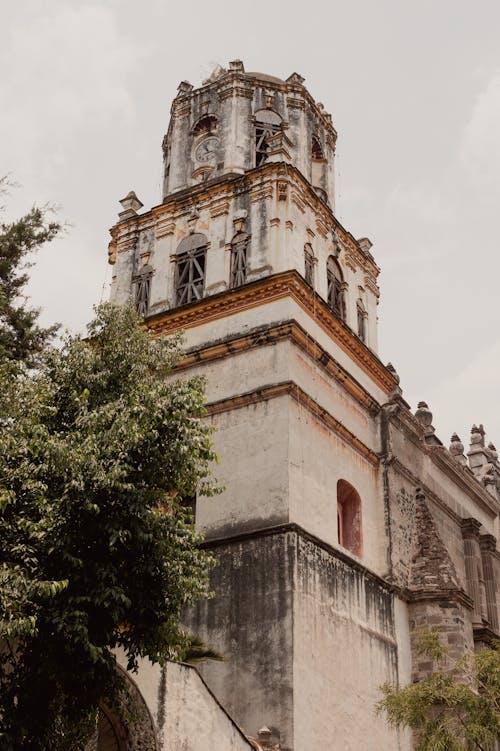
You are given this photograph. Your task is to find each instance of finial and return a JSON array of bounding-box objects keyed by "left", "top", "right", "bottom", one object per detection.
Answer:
[
  {"left": 229, "top": 60, "right": 244, "bottom": 72},
  {"left": 449, "top": 433, "right": 467, "bottom": 465},
  {"left": 357, "top": 237, "right": 373, "bottom": 254},
  {"left": 177, "top": 80, "right": 193, "bottom": 95},
  {"left": 386, "top": 362, "right": 400, "bottom": 385},
  {"left": 119, "top": 191, "right": 143, "bottom": 219},
  {"left": 487, "top": 442, "right": 498, "bottom": 462},
  {"left": 415, "top": 401, "right": 433, "bottom": 429},
  {"left": 449, "top": 433, "right": 464, "bottom": 456},
  {"left": 286, "top": 72, "right": 305, "bottom": 85},
  {"left": 470, "top": 424, "right": 484, "bottom": 447}
]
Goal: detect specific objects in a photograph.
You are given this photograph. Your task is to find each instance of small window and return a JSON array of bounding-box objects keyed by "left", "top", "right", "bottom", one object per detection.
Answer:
[
  {"left": 230, "top": 233, "right": 249, "bottom": 288},
  {"left": 254, "top": 109, "right": 282, "bottom": 167},
  {"left": 337, "top": 480, "right": 362, "bottom": 557},
  {"left": 326, "top": 256, "right": 346, "bottom": 321},
  {"left": 357, "top": 300, "right": 367, "bottom": 343},
  {"left": 134, "top": 264, "right": 153, "bottom": 317},
  {"left": 304, "top": 244, "right": 315, "bottom": 287},
  {"left": 175, "top": 234, "right": 207, "bottom": 305},
  {"left": 312, "top": 135, "right": 324, "bottom": 160}
]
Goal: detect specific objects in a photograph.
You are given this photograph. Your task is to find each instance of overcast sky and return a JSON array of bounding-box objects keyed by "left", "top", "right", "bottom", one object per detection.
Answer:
[{"left": 2, "top": 0, "right": 499, "bottom": 448}]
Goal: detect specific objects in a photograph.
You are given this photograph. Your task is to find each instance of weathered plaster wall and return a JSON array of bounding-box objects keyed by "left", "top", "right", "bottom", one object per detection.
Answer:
[
  {"left": 288, "top": 399, "right": 385, "bottom": 572},
  {"left": 114, "top": 655, "right": 253, "bottom": 751},
  {"left": 292, "top": 534, "right": 412, "bottom": 751},
  {"left": 110, "top": 165, "right": 380, "bottom": 353},
  {"left": 175, "top": 294, "right": 388, "bottom": 404},
  {"left": 185, "top": 533, "right": 296, "bottom": 748},
  {"left": 198, "top": 396, "right": 290, "bottom": 538}
]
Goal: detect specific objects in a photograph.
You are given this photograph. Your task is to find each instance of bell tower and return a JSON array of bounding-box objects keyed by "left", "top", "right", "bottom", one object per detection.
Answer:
[{"left": 108, "top": 62, "right": 420, "bottom": 751}]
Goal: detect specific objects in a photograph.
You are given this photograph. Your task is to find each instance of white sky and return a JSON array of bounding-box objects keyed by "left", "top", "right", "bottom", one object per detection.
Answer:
[{"left": 2, "top": 0, "right": 499, "bottom": 448}]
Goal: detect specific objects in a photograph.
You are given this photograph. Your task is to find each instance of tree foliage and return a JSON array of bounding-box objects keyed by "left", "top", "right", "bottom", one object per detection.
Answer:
[
  {"left": 377, "top": 631, "right": 500, "bottom": 751},
  {"left": 0, "top": 303, "right": 218, "bottom": 750},
  {"left": 0, "top": 179, "right": 61, "bottom": 366}
]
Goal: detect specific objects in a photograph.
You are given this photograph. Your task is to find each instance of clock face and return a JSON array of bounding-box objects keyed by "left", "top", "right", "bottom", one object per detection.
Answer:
[{"left": 195, "top": 136, "right": 219, "bottom": 163}]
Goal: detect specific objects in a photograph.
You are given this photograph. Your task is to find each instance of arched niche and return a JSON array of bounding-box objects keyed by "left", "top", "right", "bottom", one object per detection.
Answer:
[{"left": 337, "top": 480, "right": 363, "bottom": 557}]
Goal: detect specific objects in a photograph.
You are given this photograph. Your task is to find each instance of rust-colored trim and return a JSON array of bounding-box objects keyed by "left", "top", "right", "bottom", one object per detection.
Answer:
[
  {"left": 204, "top": 380, "right": 379, "bottom": 467},
  {"left": 147, "top": 270, "right": 397, "bottom": 395}
]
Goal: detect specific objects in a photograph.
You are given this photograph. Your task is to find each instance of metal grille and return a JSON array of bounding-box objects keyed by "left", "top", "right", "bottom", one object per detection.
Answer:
[
  {"left": 175, "top": 247, "right": 206, "bottom": 305},
  {"left": 230, "top": 237, "right": 248, "bottom": 288},
  {"left": 255, "top": 123, "right": 280, "bottom": 166},
  {"left": 304, "top": 246, "right": 314, "bottom": 287},
  {"left": 357, "top": 303, "right": 366, "bottom": 342},
  {"left": 134, "top": 272, "right": 152, "bottom": 317},
  {"left": 327, "top": 258, "right": 345, "bottom": 320}
]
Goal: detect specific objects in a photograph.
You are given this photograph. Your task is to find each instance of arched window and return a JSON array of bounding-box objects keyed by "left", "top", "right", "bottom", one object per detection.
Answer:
[
  {"left": 254, "top": 109, "right": 282, "bottom": 166},
  {"left": 230, "top": 232, "right": 249, "bottom": 288},
  {"left": 174, "top": 234, "right": 207, "bottom": 305},
  {"left": 311, "top": 135, "right": 324, "bottom": 160},
  {"left": 326, "top": 256, "right": 346, "bottom": 320},
  {"left": 134, "top": 258, "right": 153, "bottom": 317},
  {"left": 304, "top": 244, "right": 315, "bottom": 287},
  {"left": 192, "top": 114, "right": 217, "bottom": 135},
  {"left": 337, "top": 480, "right": 362, "bottom": 557},
  {"left": 357, "top": 300, "right": 367, "bottom": 343}
]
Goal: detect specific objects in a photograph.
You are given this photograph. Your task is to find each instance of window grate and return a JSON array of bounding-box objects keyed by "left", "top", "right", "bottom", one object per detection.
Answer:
[{"left": 175, "top": 247, "right": 206, "bottom": 305}]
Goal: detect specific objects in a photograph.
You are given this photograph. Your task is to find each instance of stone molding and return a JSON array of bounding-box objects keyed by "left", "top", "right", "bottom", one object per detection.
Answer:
[
  {"left": 174, "top": 320, "right": 381, "bottom": 416},
  {"left": 146, "top": 270, "right": 397, "bottom": 395},
  {"left": 204, "top": 379, "right": 379, "bottom": 467},
  {"left": 110, "top": 163, "right": 378, "bottom": 280}
]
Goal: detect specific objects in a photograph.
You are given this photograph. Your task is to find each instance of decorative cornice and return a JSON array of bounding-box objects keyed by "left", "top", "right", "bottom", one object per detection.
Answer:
[
  {"left": 176, "top": 319, "right": 381, "bottom": 416},
  {"left": 110, "top": 164, "right": 376, "bottom": 277},
  {"left": 404, "top": 587, "right": 473, "bottom": 610},
  {"left": 385, "top": 405, "right": 498, "bottom": 517},
  {"left": 146, "top": 270, "right": 398, "bottom": 395},
  {"left": 204, "top": 380, "right": 379, "bottom": 467},
  {"left": 430, "top": 446, "right": 499, "bottom": 516},
  {"left": 201, "top": 522, "right": 397, "bottom": 596}
]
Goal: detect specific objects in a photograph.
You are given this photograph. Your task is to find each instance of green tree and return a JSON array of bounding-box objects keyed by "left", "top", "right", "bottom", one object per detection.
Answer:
[
  {"left": 0, "top": 303, "right": 218, "bottom": 750},
  {"left": 0, "top": 179, "right": 61, "bottom": 367},
  {"left": 377, "top": 631, "right": 500, "bottom": 750}
]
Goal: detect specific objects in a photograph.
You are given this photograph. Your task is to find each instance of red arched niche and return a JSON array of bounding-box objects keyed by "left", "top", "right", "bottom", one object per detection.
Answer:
[{"left": 337, "top": 480, "right": 363, "bottom": 557}]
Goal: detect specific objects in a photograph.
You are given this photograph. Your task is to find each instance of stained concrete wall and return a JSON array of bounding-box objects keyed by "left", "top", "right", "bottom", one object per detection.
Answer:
[
  {"left": 185, "top": 533, "right": 296, "bottom": 748},
  {"left": 113, "top": 655, "right": 254, "bottom": 751},
  {"left": 184, "top": 529, "right": 412, "bottom": 751},
  {"left": 293, "top": 535, "right": 412, "bottom": 751}
]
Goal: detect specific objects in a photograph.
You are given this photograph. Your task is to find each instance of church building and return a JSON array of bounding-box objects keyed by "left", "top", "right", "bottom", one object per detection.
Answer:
[{"left": 103, "top": 61, "right": 500, "bottom": 751}]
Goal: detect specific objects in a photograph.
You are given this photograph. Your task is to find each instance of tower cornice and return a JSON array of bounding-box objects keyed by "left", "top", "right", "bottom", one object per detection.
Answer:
[
  {"left": 145, "top": 269, "right": 397, "bottom": 396},
  {"left": 109, "top": 163, "right": 378, "bottom": 279}
]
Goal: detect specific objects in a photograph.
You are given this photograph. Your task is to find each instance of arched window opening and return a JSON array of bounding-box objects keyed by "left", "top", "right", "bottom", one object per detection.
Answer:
[
  {"left": 304, "top": 244, "right": 315, "bottom": 287},
  {"left": 337, "top": 480, "right": 362, "bottom": 556},
  {"left": 357, "top": 300, "right": 367, "bottom": 343},
  {"left": 175, "top": 234, "right": 207, "bottom": 306},
  {"left": 134, "top": 258, "right": 153, "bottom": 317},
  {"left": 326, "top": 256, "right": 346, "bottom": 320},
  {"left": 254, "top": 109, "right": 282, "bottom": 167},
  {"left": 192, "top": 114, "right": 217, "bottom": 135},
  {"left": 312, "top": 135, "right": 324, "bottom": 160},
  {"left": 230, "top": 232, "right": 249, "bottom": 288}
]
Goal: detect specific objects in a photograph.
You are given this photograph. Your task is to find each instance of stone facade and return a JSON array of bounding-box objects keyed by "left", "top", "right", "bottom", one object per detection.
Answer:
[{"left": 104, "top": 62, "right": 500, "bottom": 750}]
